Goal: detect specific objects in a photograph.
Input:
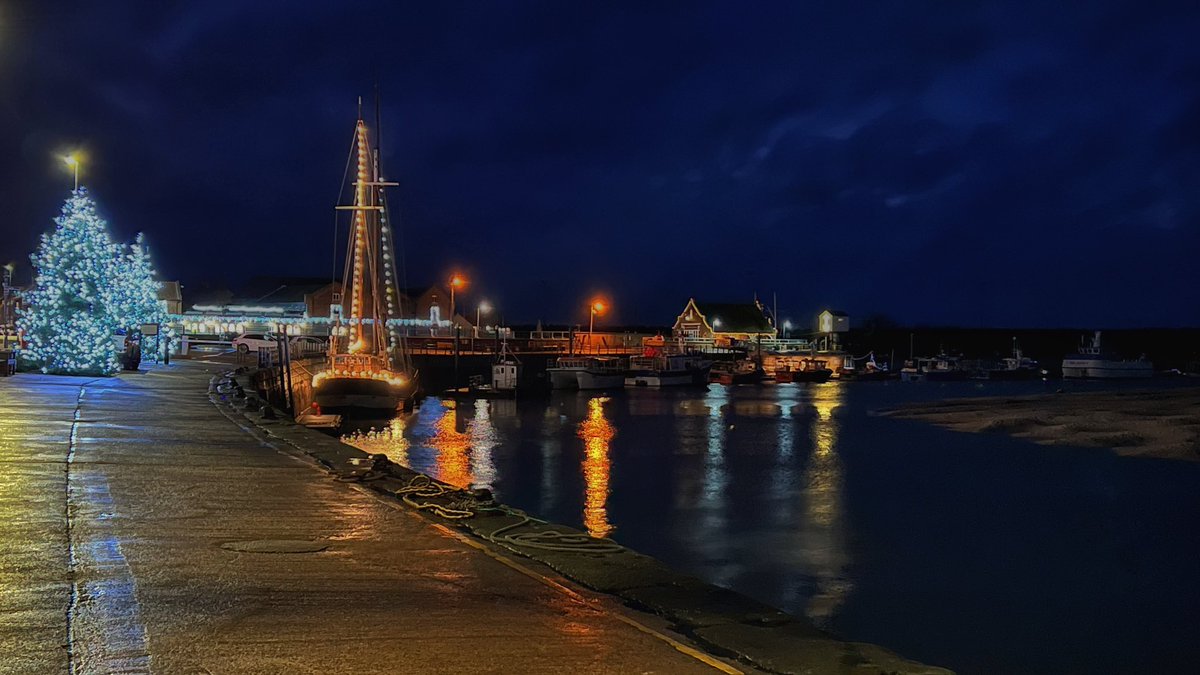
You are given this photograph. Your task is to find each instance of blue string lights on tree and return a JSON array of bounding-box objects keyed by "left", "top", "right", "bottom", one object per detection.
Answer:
[
  {"left": 17, "top": 188, "right": 163, "bottom": 375},
  {"left": 111, "top": 232, "right": 166, "bottom": 331}
]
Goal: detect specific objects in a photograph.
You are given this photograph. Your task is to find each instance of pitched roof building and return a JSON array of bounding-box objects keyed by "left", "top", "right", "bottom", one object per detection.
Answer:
[{"left": 672, "top": 298, "right": 776, "bottom": 340}]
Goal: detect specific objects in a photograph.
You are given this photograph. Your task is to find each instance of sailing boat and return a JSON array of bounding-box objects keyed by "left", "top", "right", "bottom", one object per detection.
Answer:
[{"left": 312, "top": 108, "right": 417, "bottom": 412}]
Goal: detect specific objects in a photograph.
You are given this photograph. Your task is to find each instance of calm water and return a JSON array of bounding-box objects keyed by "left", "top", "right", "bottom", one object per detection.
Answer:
[{"left": 345, "top": 380, "right": 1200, "bottom": 674}]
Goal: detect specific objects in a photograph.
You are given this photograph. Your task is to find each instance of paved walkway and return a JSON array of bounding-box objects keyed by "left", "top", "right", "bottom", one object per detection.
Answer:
[{"left": 0, "top": 362, "right": 727, "bottom": 674}]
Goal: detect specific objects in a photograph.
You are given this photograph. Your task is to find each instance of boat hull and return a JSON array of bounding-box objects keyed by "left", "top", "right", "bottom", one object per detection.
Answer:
[
  {"left": 988, "top": 368, "right": 1040, "bottom": 380},
  {"left": 924, "top": 370, "right": 970, "bottom": 382},
  {"left": 1062, "top": 359, "right": 1153, "bottom": 379},
  {"left": 313, "top": 377, "right": 411, "bottom": 413},
  {"left": 547, "top": 368, "right": 582, "bottom": 390},
  {"left": 775, "top": 369, "right": 832, "bottom": 384},
  {"left": 576, "top": 371, "right": 626, "bottom": 390},
  {"left": 625, "top": 370, "right": 708, "bottom": 387}
]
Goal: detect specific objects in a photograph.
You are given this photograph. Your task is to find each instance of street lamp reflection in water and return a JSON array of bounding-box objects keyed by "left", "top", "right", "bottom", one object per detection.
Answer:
[
  {"left": 431, "top": 403, "right": 472, "bottom": 489},
  {"left": 578, "top": 396, "right": 615, "bottom": 538},
  {"left": 468, "top": 400, "right": 498, "bottom": 492},
  {"left": 802, "top": 383, "right": 851, "bottom": 626}
]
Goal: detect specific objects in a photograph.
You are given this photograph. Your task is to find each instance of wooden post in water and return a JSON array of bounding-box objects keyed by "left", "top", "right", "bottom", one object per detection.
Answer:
[{"left": 281, "top": 325, "right": 294, "bottom": 417}]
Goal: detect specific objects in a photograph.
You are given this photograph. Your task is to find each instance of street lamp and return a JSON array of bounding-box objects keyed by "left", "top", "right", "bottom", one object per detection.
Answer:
[
  {"left": 712, "top": 318, "right": 721, "bottom": 332},
  {"left": 589, "top": 299, "right": 606, "bottom": 335},
  {"left": 783, "top": 320, "right": 792, "bottom": 339},
  {"left": 475, "top": 300, "right": 491, "bottom": 338},
  {"left": 63, "top": 154, "right": 80, "bottom": 190},
  {"left": 2, "top": 263, "right": 13, "bottom": 349},
  {"left": 448, "top": 273, "right": 466, "bottom": 333}
]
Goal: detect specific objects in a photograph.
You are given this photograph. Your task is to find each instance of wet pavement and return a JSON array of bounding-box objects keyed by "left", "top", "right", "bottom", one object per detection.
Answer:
[{"left": 0, "top": 362, "right": 731, "bottom": 674}]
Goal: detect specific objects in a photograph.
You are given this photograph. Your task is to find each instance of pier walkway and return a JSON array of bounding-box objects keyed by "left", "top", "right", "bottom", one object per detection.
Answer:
[{"left": 0, "top": 361, "right": 730, "bottom": 674}]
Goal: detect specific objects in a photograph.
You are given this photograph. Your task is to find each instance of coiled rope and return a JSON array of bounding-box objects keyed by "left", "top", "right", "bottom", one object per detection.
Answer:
[
  {"left": 388, "top": 475, "right": 624, "bottom": 554},
  {"left": 485, "top": 507, "right": 625, "bottom": 555}
]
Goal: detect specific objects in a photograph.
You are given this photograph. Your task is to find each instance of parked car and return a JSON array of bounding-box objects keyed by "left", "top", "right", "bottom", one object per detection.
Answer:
[{"left": 232, "top": 332, "right": 281, "bottom": 354}]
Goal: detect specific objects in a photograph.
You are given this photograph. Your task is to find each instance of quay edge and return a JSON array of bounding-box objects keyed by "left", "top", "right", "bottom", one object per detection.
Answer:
[{"left": 221, "top": 367, "right": 952, "bottom": 675}]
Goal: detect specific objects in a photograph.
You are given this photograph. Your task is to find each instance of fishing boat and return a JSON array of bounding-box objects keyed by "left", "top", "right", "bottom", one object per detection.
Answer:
[
  {"left": 547, "top": 356, "right": 590, "bottom": 390},
  {"left": 313, "top": 108, "right": 417, "bottom": 413},
  {"left": 774, "top": 357, "right": 833, "bottom": 383},
  {"left": 988, "top": 339, "right": 1042, "bottom": 380},
  {"left": 900, "top": 353, "right": 969, "bottom": 382},
  {"left": 447, "top": 342, "right": 522, "bottom": 398},
  {"left": 710, "top": 359, "right": 764, "bottom": 385},
  {"left": 846, "top": 352, "right": 893, "bottom": 381},
  {"left": 1061, "top": 331, "right": 1153, "bottom": 379},
  {"left": 575, "top": 357, "right": 627, "bottom": 390},
  {"left": 625, "top": 352, "right": 711, "bottom": 387}
]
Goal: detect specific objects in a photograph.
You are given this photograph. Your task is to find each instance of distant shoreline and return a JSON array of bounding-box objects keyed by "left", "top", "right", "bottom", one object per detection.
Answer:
[{"left": 881, "top": 387, "right": 1200, "bottom": 462}]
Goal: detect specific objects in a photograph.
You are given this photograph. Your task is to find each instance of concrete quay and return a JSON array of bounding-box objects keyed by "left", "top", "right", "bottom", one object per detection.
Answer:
[{"left": 1, "top": 359, "right": 947, "bottom": 674}]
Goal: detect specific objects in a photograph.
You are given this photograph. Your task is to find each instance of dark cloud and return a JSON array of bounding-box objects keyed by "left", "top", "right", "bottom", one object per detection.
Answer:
[{"left": 1, "top": 0, "right": 1197, "bottom": 327}]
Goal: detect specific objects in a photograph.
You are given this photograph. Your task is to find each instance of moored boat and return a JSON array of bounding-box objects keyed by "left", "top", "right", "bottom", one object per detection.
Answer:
[
  {"left": 547, "top": 356, "right": 590, "bottom": 390},
  {"left": 575, "top": 357, "right": 627, "bottom": 390},
  {"left": 447, "top": 344, "right": 522, "bottom": 398},
  {"left": 625, "top": 352, "right": 711, "bottom": 387},
  {"left": 312, "top": 111, "right": 417, "bottom": 414},
  {"left": 988, "top": 339, "right": 1042, "bottom": 380},
  {"left": 775, "top": 357, "right": 833, "bottom": 383},
  {"left": 1061, "top": 332, "right": 1153, "bottom": 379},
  {"left": 710, "top": 359, "right": 764, "bottom": 385},
  {"left": 900, "top": 354, "right": 969, "bottom": 382}
]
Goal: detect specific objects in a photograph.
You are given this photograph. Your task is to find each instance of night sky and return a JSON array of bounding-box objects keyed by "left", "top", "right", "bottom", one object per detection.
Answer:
[{"left": 2, "top": 2, "right": 1198, "bottom": 327}]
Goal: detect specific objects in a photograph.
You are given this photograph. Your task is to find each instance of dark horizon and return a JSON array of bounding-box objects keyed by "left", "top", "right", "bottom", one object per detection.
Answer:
[{"left": 2, "top": 2, "right": 1198, "bottom": 328}]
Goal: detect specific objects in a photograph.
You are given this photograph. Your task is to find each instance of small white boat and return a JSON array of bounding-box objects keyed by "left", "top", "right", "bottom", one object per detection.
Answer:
[
  {"left": 575, "top": 357, "right": 626, "bottom": 390},
  {"left": 625, "top": 353, "right": 711, "bottom": 387},
  {"left": 1062, "top": 332, "right": 1153, "bottom": 379}
]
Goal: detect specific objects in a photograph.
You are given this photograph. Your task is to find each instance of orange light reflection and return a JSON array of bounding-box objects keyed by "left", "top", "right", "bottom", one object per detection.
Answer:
[
  {"left": 577, "top": 397, "right": 615, "bottom": 538},
  {"left": 431, "top": 403, "right": 472, "bottom": 489}
]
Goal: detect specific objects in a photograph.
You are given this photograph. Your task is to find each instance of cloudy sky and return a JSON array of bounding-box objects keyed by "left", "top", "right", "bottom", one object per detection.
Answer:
[{"left": 1, "top": 1, "right": 1197, "bottom": 326}]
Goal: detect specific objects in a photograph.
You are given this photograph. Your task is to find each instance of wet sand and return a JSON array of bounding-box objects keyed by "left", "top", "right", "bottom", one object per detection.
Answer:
[{"left": 882, "top": 386, "right": 1200, "bottom": 461}]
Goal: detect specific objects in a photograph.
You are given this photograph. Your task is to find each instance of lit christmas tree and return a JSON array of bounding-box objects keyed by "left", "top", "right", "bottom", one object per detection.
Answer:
[
  {"left": 110, "top": 232, "right": 165, "bottom": 330},
  {"left": 18, "top": 189, "right": 123, "bottom": 375}
]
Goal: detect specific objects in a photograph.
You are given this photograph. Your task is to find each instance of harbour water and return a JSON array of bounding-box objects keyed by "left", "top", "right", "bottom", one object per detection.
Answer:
[{"left": 345, "top": 380, "right": 1200, "bottom": 674}]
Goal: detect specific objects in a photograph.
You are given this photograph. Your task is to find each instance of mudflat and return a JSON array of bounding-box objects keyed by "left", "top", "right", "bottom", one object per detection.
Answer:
[{"left": 882, "top": 386, "right": 1200, "bottom": 461}]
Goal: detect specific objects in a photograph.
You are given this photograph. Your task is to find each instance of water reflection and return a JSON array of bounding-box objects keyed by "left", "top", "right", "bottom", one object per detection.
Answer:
[
  {"left": 577, "top": 396, "right": 615, "bottom": 538},
  {"left": 540, "top": 404, "right": 564, "bottom": 514},
  {"left": 469, "top": 400, "right": 498, "bottom": 491},
  {"left": 699, "top": 385, "right": 734, "bottom": 585},
  {"left": 803, "top": 383, "right": 852, "bottom": 625},
  {"left": 341, "top": 416, "right": 411, "bottom": 467}
]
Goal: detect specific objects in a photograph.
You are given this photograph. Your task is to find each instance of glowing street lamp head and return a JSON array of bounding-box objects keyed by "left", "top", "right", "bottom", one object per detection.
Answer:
[
  {"left": 783, "top": 320, "right": 792, "bottom": 330},
  {"left": 478, "top": 300, "right": 492, "bottom": 313},
  {"left": 712, "top": 318, "right": 722, "bottom": 329},
  {"left": 591, "top": 300, "right": 606, "bottom": 315},
  {"left": 63, "top": 154, "right": 79, "bottom": 167},
  {"left": 450, "top": 274, "right": 466, "bottom": 290}
]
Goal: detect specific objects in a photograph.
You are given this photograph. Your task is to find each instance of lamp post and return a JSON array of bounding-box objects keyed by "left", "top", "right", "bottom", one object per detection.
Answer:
[
  {"left": 588, "top": 300, "right": 607, "bottom": 354},
  {"left": 448, "top": 274, "right": 466, "bottom": 335},
  {"left": 475, "top": 300, "right": 491, "bottom": 338},
  {"left": 2, "top": 263, "right": 13, "bottom": 349},
  {"left": 63, "top": 154, "right": 80, "bottom": 190},
  {"left": 589, "top": 300, "right": 606, "bottom": 335},
  {"left": 783, "top": 320, "right": 792, "bottom": 339}
]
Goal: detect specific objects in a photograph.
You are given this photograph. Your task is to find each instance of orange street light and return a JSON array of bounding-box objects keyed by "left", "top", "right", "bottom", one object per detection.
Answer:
[
  {"left": 589, "top": 299, "right": 607, "bottom": 335},
  {"left": 448, "top": 274, "right": 467, "bottom": 331}
]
